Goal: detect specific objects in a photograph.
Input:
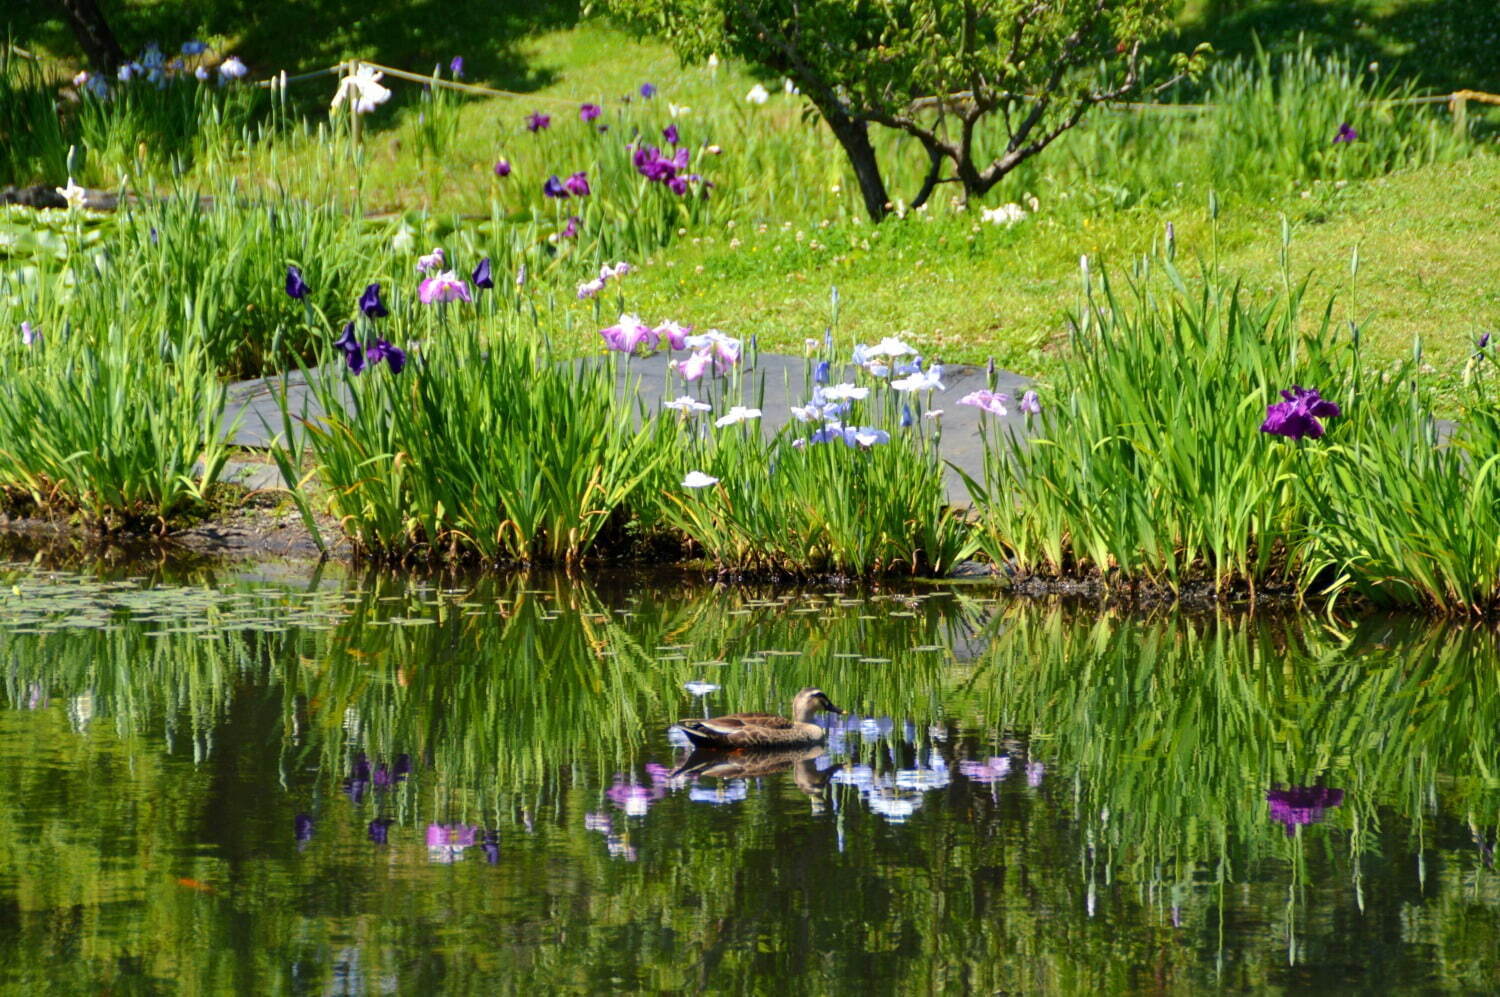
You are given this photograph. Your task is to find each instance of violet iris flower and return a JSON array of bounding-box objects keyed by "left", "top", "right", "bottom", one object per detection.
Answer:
[
  {"left": 564, "top": 171, "right": 591, "bottom": 196},
  {"left": 285, "top": 264, "right": 309, "bottom": 299},
  {"left": 561, "top": 215, "right": 580, "bottom": 239},
  {"left": 449, "top": 56, "right": 464, "bottom": 78},
  {"left": 335, "top": 321, "right": 365, "bottom": 374},
  {"left": 1333, "top": 122, "right": 1358, "bottom": 144},
  {"left": 543, "top": 175, "right": 568, "bottom": 198},
  {"left": 1260, "top": 386, "right": 1341, "bottom": 440},
  {"left": 1266, "top": 786, "right": 1344, "bottom": 836},
  {"left": 640, "top": 82, "right": 656, "bottom": 98},
  {"left": 1479, "top": 332, "right": 1492, "bottom": 351},
  {"left": 472, "top": 256, "right": 493, "bottom": 289},
  {"left": 368, "top": 818, "right": 394, "bottom": 845},
  {"left": 663, "top": 123, "right": 678, "bottom": 144},
  {"left": 579, "top": 102, "right": 601, "bottom": 122},
  {"left": 526, "top": 111, "right": 551, "bottom": 132},
  {"left": 482, "top": 830, "right": 500, "bottom": 864},
  {"left": 359, "top": 282, "right": 388, "bottom": 318},
  {"left": 366, "top": 338, "right": 406, "bottom": 374},
  {"left": 493, "top": 158, "right": 511, "bottom": 177},
  {"left": 814, "top": 360, "right": 830, "bottom": 384}
]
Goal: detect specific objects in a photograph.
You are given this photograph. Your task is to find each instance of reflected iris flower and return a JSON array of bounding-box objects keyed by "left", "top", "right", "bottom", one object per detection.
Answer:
[
  {"left": 368, "top": 818, "right": 394, "bottom": 845},
  {"left": 688, "top": 780, "right": 748, "bottom": 805},
  {"left": 959, "top": 756, "right": 1012, "bottom": 783},
  {"left": 683, "top": 680, "right": 720, "bottom": 695},
  {"left": 359, "top": 282, "right": 388, "bottom": 318},
  {"left": 426, "top": 823, "right": 478, "bottom": 863},
  {"left": 284, "top": 264, "right": 309, "bottom": 299},
  {"left": 294, "top": 814, "right": 315, "bottom": 842},
  {"left": 1266, "top": 786, "right": 1345, "bottom": 835},
  {"left": 482, "top": 830, "right": 500, "bottom": 864},
  {"left": 1026, "top": 761, "right": 1045, "bottom": 787}
]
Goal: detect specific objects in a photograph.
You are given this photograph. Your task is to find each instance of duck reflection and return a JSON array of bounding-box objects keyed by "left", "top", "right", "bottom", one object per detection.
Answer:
[{"left": 672, "top": 744, "right": 842, "bottom": 811}]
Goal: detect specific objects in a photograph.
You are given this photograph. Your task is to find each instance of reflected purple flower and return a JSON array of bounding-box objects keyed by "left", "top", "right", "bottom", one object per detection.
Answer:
[
  {"left": 584, "top": 811, "right": 613, "bottom": 833},
  {"left": 1267, "top": 786, "right": 1345, "bottom": 835},
  {"left": 607, "top": 775, "right": 666, "bottom": 817},
  {"left": 426, "top": 823, "right": 479, "bottom": 863},
  {"left": 1026, "top": 761, "right": 1045, "bottom": 787},
  {"left": 959, "top": 756, "right": 1012, "bottom": 783},
  {"left": 294, "top": 813, "right": 315, "bottom": 842},
  {"left": 482, "top": 830, "right": 500, "bottom": 864},
  {"left": 368, "top": 817, "right": 394, "bottom": 845}
]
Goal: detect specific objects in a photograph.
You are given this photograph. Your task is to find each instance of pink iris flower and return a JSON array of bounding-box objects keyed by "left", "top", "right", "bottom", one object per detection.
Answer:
[{"left": 418, "top": 270, "right": 472, "bottom": 303}]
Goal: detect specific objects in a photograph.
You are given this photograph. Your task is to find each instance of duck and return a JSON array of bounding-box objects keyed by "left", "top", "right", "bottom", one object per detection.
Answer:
[{"left": 674, "top": 687, "right": 842, "bottom": 749}]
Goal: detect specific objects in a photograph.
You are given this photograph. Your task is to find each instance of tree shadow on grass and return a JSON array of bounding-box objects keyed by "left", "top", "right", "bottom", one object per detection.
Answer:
[
  {"left": 9, "top": 0, "right": 579, "bottom": 91},
  {"left": 1170, "top": 0, "right": 1498, "bottom": 95}
]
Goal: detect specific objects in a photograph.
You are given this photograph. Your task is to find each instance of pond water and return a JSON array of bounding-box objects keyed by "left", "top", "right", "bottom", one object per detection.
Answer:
[{"left": 0, "top": 559, "right": 1497, "bottom": 992}]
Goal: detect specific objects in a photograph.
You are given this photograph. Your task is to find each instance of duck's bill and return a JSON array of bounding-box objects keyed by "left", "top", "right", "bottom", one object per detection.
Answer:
[{"left": 825, "top": 701, "right": 844, "bottom": 714}]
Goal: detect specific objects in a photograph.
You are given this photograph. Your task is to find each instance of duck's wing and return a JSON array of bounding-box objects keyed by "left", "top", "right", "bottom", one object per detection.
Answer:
[
  {"left": 708, "top": 712, "right": 794, "bottom": 728},
  {"left": 675, "top": 713, "right": 797, "bottom": 748}
]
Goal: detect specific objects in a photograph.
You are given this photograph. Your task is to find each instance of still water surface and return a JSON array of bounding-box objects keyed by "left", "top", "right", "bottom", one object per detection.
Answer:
[{"left": 0, "top": 560, "right": 1497, "bottom": 992}]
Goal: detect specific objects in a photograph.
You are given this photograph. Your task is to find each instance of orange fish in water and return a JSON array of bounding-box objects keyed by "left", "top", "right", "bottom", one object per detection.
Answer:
[{"left": 177, "top": 878, "right": 215, "bottom": 893}]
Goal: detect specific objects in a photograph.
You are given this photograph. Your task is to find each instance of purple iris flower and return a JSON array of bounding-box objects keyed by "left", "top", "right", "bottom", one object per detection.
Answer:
[
  {"left": 294, "top": 814, "right": 315, "bottom": 842},
  {"left": 639, "top": 82, "right": 656, "bottom": 98},
  {"left": 1333, "top": 122, "right": 1358, "bottom": 144},
  {"left": 526, "top": 111, "right": 551, "bottom": 132},
  {"left": 1479, "top": 332, "right": 1492, "bottom": 351},
  {"left": 561, "top": 215, "right": 580, "bottom": 239},
  {"left": 359, "top": 282, "right": 388, "bottom": 318},
  {"left": 472, "top": 256, "right": 493, "bottom": 289},
  {"left": 368, "top": 818, "right": 394, "bottom": 845},
  {"left": 1260, "top": 385, "right": 1341, "bottom": 440},
  {"left": 901, "top": 404, "right": 914, "bottom": 428},
  {"left": 579, "top": 102, "right": 602, "bottom": 122},
  {"left": 564, "top": 170, "right": 591, "bottom": 196},
  {"left": 334, "top": 321, "right": 365, "bottom": 374},
  {"left": 663, "top": 123, "right": 678, "bottom": 144},
  {"left": 1267, "top": 786, "right": 1344, "bottom": 836},
  {"left": 449, "top": 56, "right": 464, "bottom": 78},
  {"left": 285, "top": 264, "right": 309, "bottom": 299},
  {"left": 543, "top": 175, "right": 568, "bottom": 198},
  {"left": 366, "top": 338, "right": 406, "bottom": 374},
  {"left": 493, "top": 158, "right": 511, "bottom": 177},
  {"left": 814, "top": 360, "right": 830, "bottom": 384}
]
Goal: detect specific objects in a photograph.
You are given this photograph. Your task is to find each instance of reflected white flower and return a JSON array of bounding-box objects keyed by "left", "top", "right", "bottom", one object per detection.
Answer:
[
  {"left": 867, "top": 791, "right": 921, "bottom": 822},
  {"left": 859, "top": 716, "right": 894, "bottom": 740},
  {"left": 683, "top": 680, "right": 720, "bottom": 696},
  {"left": 584, "top": 812, "right": 613, "bottom": 833},
  {"left": 689, "top": 780, "right": 748, "bottom": 804},
  {"left": 959, "top": 756, "right": 1012, "bottom": 783},
  {"left": 667, "top": 726, "right": 693, "bottom": 748},
  {"left": 68, "top": 692, "right": 94, "bottom": 732},
  {"left": 1027, "top": 760, "right": 1045, "bottom": 787},
  {"left": 895, "top": 767, "right": 951, "bottom": 791},
  {"left": 832, "top": 764, "right": 875, "bottom": 789}
]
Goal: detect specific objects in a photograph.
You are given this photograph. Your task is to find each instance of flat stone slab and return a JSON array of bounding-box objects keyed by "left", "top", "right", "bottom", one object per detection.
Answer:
[{"left": 221, "top": 353, "right": 1034, "bottom": 506}]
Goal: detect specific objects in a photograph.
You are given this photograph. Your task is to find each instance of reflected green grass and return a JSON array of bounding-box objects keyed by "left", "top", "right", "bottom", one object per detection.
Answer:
[{"left": 0, "top": 563, "right": 1496, "bottom": 991}]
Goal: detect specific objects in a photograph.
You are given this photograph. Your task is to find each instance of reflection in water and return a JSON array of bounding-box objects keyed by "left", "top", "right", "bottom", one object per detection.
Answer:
[{"left": 0, "top": 562, "right": 1498, "bottom": 991}]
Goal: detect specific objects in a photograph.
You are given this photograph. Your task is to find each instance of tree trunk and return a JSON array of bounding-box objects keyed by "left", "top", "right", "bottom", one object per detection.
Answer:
[
  {"left": 812, "top": 96, "right": 890, "bottom": 221},
  {"left": 57, "top": 0, "right": 125, "bottom": 73}
]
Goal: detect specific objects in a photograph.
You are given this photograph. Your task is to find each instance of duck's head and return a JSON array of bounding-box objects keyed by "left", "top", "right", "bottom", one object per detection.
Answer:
[{"left": 793, "top": 687, "right": 842, "bottom": 720}]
